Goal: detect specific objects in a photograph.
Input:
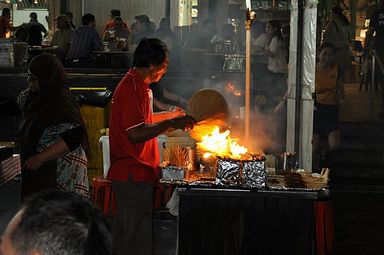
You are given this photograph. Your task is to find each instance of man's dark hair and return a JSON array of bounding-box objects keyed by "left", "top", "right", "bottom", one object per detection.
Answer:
[
  {"left": 10, "top": 190, "right": 113, "bottom": 255},
  {"left": 2, "top": 7, "right": 10, "bottom": 16},
  {"left": 133, "top": 38, "right": 168, "bottom": 68},
  {"left": 29, "top": 12, "right": 37, "bottom": 19},
  {"left": 82, "top": 13, "right": 95, "bottom": 26},
  {"left": 110, "top": 9, "right": 121, "bottom": 18}
]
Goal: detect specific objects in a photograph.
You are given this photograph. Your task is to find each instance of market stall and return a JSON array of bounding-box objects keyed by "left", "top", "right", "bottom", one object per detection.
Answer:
[
  {"left": 158, "top": 90, "right": 330, "bottom": 253},
  {"left": 160, "top": 152, "right": 330, "bottom": 255}
]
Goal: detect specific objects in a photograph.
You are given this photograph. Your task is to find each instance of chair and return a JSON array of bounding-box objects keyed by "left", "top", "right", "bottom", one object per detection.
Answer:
[
  {"left": 91, "top": 176, "right": 116, "bottom": 216},
  {"left": 314, "top": 199, "right": 334, "bottom": 255}
]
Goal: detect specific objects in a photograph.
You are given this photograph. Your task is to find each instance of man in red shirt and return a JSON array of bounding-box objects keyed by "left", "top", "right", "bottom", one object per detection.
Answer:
[
  {"left": 0, "top": 8, "right": 12, "bottom": 38},
  {"left": 104, "top": 9, "right": 128, "bottom": 32},
  {"left": 108, "top": 38, "right": 195, "bottom": 255}
]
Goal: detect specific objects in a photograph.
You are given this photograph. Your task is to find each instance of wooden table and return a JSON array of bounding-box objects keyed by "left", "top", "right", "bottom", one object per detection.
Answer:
[{"left": 92, "top": 50, "right": 133, "bottom": 68}]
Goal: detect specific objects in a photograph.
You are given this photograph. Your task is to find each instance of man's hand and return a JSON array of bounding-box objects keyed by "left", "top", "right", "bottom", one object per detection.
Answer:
[
  {"left": 169, "top": 106, "right": 185, "bottom": 117},
  {"left": 24, "top": 153, "right": 44, "bottom": 170},
  {"left": 169, "top": 115, "right": 196, "bottom": 130}
]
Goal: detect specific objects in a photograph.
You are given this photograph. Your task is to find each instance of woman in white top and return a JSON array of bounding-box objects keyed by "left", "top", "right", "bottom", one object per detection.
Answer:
[{"left": 255, "top": 20, "right": 287, "bottom": 99}]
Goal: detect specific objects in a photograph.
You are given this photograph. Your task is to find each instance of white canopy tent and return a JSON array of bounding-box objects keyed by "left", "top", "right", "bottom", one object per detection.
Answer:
[
  {"left": 286, "top": 0, "right": 317, "bottom": 171},
  {"left": 244, "top": 0, "right": 317, "bottom": 171}
]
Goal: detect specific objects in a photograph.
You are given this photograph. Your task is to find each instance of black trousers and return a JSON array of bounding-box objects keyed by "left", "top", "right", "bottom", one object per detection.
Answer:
[{"left": 112, "top": 178, "right": 154, "bottom": 255}]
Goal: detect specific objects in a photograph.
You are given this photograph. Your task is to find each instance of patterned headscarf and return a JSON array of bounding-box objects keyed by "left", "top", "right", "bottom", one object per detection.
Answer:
[{"left": 21, "top": 54, "right": 89, "bottom": 155}]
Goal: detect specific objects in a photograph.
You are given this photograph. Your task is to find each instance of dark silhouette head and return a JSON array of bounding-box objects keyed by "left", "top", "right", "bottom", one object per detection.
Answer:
[
  {"left": 82, "top": 13, "right": 95, "bottom": 26},
  {"left": 110, "top": 9, "right": 121, "bottom": 18},
  {"left": 2, "top": 190, "right": 113, "bottom": 255},
  {"left": 2, "top": 7, "right": 10, "bottom": 17},
  {"left": 29, "top": 12, "right": 37, "bottom": 20}
]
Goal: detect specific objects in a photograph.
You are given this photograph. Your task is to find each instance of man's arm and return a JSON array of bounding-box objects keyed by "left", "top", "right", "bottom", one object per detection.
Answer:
[
  {"left": 24, "top": 139, "right": 71, "bottom": 170},
  {"left": 41, "top": 23, "right": 48, "bottom": 35},
  {"left": 91, "top": 29, "right": 102, "bottom": 50},
  {"left": 152, "top": 108, "right": 184, "bottom": 123},
  {"left": 126, "top": 115, "right": 195, "bottom": 144}
]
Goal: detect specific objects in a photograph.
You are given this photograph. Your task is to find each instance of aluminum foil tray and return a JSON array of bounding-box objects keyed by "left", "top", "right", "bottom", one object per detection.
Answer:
[
  {"left": 216, "top": 158, "right": 266, "bottom": 188},
  {"left": 161, "top": 166, "right": 185, "bottom": 181},
  {"left": 216, "top": 158, "right": 241, "bottom": 186},
  {"left": 242, "top": 160, "right": 266, "bottom": 188}
]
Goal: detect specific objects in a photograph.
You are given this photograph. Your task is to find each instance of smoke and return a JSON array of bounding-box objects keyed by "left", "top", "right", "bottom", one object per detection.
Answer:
[{"left": 192, "top": 76, "right": 286, "bottom": 154}]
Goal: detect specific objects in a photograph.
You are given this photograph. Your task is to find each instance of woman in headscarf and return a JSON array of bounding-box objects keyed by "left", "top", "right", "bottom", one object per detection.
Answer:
[{"left": 17, "top": 53, "right": 90, "bottom": 199}]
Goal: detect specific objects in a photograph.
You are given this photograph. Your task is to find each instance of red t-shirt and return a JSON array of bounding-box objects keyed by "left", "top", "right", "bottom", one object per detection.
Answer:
[
  {"left": 107, "top": 69, "right": 160, "bottom": 184},
  {"left": 104, "top": 20, "right": 129, "bottom": 32}
]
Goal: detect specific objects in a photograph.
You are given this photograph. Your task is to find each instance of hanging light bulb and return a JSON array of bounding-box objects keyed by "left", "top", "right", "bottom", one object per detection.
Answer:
[{"left": 34, "top": 0, "right": 38, "bottom": 4}]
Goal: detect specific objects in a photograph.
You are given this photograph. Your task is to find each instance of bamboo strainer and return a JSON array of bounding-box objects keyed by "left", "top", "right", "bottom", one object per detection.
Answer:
[{"left": 186, "top": 89, "right": 229, "bottom": 141}]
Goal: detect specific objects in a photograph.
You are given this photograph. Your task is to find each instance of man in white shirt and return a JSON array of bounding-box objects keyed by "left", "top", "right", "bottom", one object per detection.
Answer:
[{"left": 51, "top": 14, "right": 74, "bottom": 60}]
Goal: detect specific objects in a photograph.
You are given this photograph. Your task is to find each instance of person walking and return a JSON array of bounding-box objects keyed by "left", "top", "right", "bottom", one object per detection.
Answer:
[
  {"left": 313, "top": 43, "right": 344, "bottom": 171},
  {"left": 323, "top": 6, "right": 352, "bottom": 82}
]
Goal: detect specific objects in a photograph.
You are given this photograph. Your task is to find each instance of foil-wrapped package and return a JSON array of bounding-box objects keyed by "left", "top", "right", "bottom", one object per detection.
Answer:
[
  {"left": 216, "top": 158, "right": 241, "bottom": 186},
  {"left": 242, "top": 160, "right": 266, "bottom": 188}
]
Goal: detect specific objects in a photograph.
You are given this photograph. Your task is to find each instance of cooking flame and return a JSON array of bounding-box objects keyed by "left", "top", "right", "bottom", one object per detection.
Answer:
[{"left": 197, "top": 126, "right": 248, "bottom": 159}]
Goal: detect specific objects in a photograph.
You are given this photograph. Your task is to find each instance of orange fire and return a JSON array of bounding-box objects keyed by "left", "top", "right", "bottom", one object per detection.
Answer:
[{"left": 197, "top": 126, "right": 248, "bottom": 159}]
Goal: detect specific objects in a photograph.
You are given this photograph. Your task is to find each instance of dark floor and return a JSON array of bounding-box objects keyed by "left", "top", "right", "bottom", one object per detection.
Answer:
[{"left": 332, "top": 191, "right": 384, "bottom": 255}]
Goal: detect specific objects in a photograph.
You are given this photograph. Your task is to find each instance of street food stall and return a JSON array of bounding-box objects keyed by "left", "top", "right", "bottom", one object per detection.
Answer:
[
  {"left": 157, "top": 82, "right": 329, "bottom": 254},
  {"left": 155, "top": 1, "right": 329, "bottom": 254},
  {"left": 158, "top": 125, "right": 330, "bottom": 254}
]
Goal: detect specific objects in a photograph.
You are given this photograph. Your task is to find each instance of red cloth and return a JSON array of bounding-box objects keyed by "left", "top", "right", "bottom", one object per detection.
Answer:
[
  {"left": 0, "top": 16, "right": 12, "bottom": 38},
  {"left": 104, "top": 20, "right": 129, "bottom": 32},
  {"left": 107, "top": 69, "right": 160, "bottom": 184}
]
